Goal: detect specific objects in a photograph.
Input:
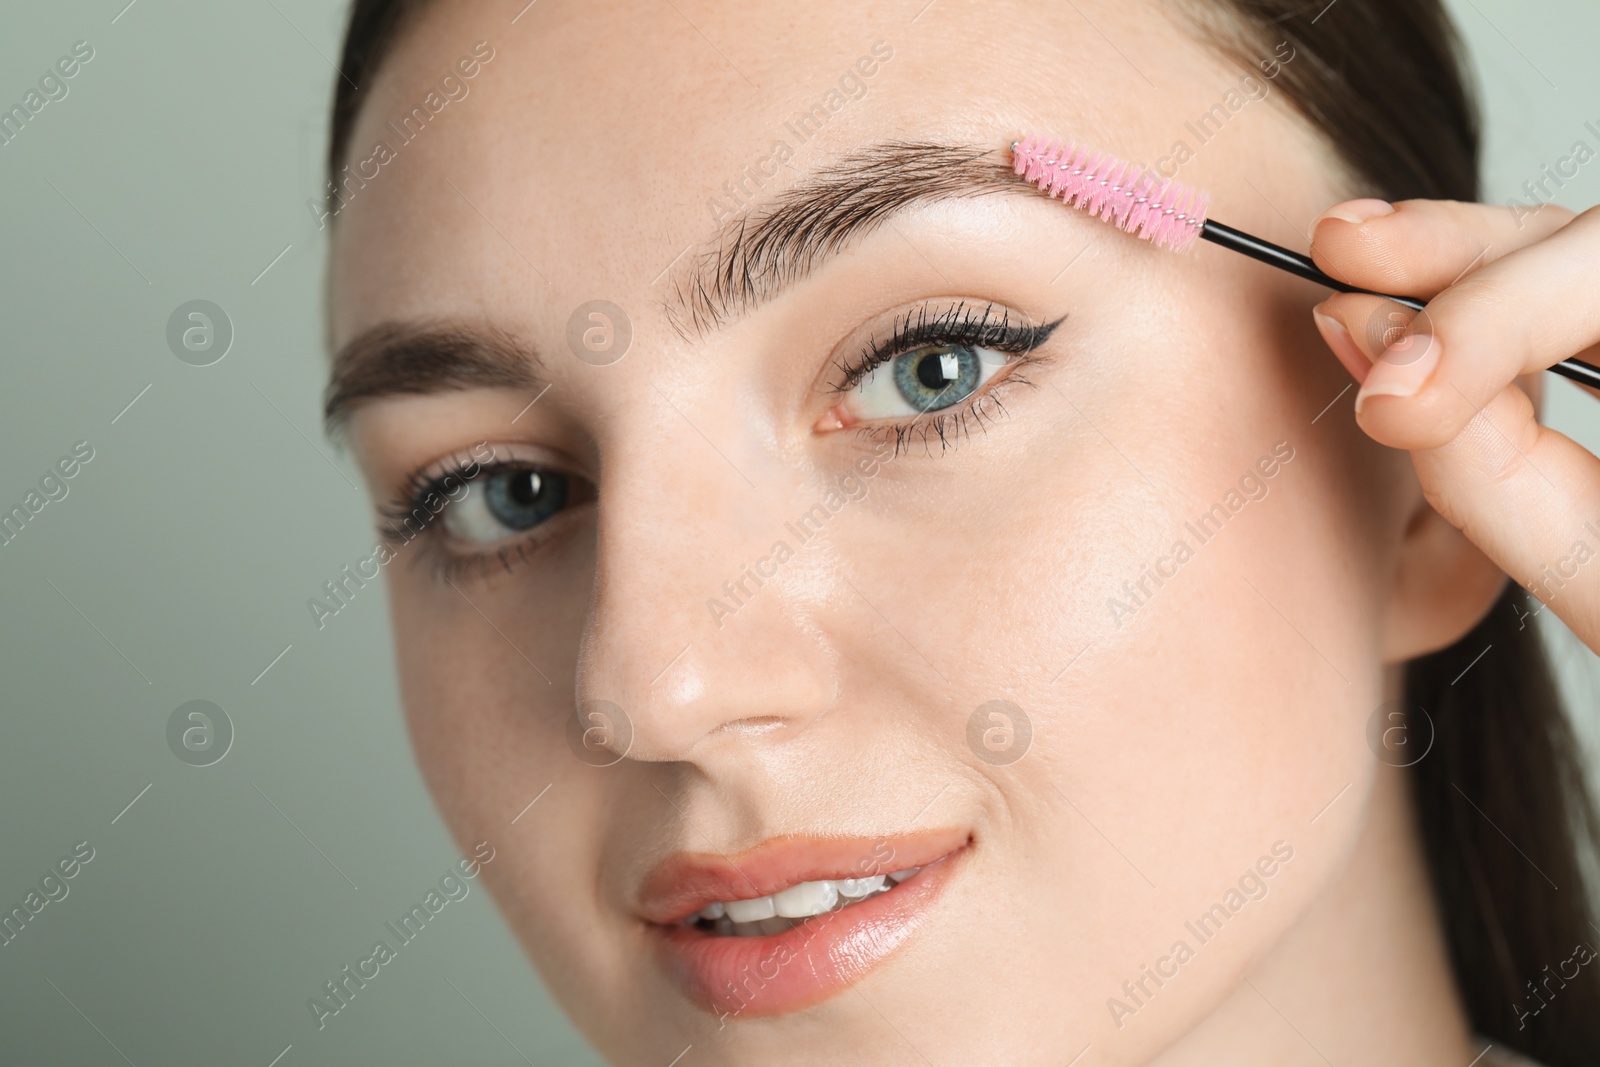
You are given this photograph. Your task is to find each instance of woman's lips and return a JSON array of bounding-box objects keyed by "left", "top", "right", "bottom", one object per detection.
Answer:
[{"left": 638, "top": 828, "right": 971, "bottom": 1018}]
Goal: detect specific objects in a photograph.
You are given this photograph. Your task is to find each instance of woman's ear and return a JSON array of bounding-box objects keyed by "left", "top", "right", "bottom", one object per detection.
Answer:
[
  {"left": 1379, "top": 464, "right": 1514, "bottom": 666},
  {"left": 1379, "top": 374, "right": 1542, "bottom": 662}
]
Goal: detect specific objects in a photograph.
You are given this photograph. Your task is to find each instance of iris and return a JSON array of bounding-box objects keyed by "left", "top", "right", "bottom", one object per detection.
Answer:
[
  {"left": 892, "top": 343, "right": 983, "bottom": 412},
  {"left": 484, "top": 469, "right": 567, "bottom": 531},
  {"left": 444, "top": 466, "right": 572, "bottom": 544}
]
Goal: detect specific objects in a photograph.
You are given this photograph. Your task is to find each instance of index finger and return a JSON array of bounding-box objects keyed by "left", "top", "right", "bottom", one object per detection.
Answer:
[
  {"left": 1309, "top": 198, "right": 1575, "bottom": 298},
  {"left": 1354, "top": 204, "right": 1600, "bottom": 451}
]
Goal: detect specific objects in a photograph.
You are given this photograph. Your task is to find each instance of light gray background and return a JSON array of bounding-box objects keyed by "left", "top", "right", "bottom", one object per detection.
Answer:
[{"left": 1, "top": 2, "right": 1596, "bottom": 1065}]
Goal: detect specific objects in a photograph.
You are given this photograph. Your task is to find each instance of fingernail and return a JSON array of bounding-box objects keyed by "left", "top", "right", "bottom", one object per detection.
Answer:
[
  {"left": 1311, "top": 198, "right": 1396, "bottom": 229},
  {"left": 1355, "top": 331, "right": 1441, "bottom": 414},
  {"left": 1312, "top": 306, "right": 1371, "bottom": 384}
]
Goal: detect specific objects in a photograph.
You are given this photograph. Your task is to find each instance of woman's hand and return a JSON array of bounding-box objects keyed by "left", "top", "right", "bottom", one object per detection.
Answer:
[{"left": 1308, "top": 198, "right": 1600, "bottom": 650}]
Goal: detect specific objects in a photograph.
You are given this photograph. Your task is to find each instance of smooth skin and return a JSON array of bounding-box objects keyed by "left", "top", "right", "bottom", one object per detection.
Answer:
[{"left": 326, "top": 0, "right": 1580, "bottom": 1063}]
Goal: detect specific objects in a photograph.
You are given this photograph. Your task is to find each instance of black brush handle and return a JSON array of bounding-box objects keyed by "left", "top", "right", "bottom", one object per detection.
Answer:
[{"left": 1201, "top": 219, "right": 1600, "bottom": 390}]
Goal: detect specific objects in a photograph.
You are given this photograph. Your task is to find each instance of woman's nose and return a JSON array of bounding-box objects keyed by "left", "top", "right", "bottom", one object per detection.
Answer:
[{"left": 572, "top": 441, "right": 840, "bottom": 764}]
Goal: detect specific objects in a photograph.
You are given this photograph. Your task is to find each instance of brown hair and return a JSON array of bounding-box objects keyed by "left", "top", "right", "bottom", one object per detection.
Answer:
[
  {"left": 326, "top": 1, "right": 1600, "bottom": 1060},
  {"left": 1190, "top": 7, "right": 1600, "bottom": 1063},
  {"left": 328, "top": 0, "right": 430, "bottom": 191}
]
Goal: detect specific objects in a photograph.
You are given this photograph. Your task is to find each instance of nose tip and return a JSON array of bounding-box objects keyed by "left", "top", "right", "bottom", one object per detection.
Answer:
[
  {"left": 572, "top": 391, "right": 842, "bottom": 763},
  {"left": 579, "top": 614, "right": 838, "bottom": 764},
  {"left": 576, "top": 589, "right": 838, "bottom": 763}
]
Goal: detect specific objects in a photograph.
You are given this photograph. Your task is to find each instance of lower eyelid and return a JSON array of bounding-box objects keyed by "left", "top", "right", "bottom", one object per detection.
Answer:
[
  {"left": 845, "top": 358, "right": 1044, "bottom": 454},
  {"left": 426, "top": 485, "right": 595, "bottom": 583},
  {"left": 843, "top": 348, "right": 1045, "bottom": 425}
]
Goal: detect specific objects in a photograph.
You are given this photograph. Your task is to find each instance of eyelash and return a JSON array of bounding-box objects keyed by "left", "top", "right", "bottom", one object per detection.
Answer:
[
  {"left": 384, "top": 302, "right": 1063, "bottom": 583},
  {"left": 828, "top": 300, "right": 1063, "bottom": 454},
  {"left": 377, "top": 459, "right": 551, "bottom": 584}
]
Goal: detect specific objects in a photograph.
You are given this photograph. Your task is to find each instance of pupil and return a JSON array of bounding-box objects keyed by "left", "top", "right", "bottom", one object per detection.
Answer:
[
  {"left": 916, "top": 351, "right": 950, "bottom": 390},
  {"left": 510, "top": 471, "right": 541, "bottom": 505}
]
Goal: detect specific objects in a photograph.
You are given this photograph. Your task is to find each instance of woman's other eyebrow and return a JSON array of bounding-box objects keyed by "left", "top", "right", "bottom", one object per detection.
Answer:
[
  {"left": 666, "top": 140, "right": 1028, "bottom": 336},
  {"left": 324, "top": 142, "right": 1027, "bottom": 432},
  {"left": 324, "top": 321, "right": 543, "bottom": 435}
]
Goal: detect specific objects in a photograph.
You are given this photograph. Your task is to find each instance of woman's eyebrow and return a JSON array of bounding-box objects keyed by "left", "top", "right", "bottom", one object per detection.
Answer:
[
  {"left": 324, "top": 320, "right": 543, "bottom": 435},
  {"left": 323, "top": 143, "right": 1024, "bottom": 432},
  {"left": 666, "top": 140, "right": 1026, "bottom": 336}
]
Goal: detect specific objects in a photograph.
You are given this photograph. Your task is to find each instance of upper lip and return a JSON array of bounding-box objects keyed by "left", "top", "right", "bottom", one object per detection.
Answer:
[{"left": 637, "top": 826, "right": 971, "bottom": 925}]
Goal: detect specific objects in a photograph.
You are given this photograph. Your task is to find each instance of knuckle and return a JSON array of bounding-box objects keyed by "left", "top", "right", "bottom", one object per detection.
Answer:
[
  {"left": 1361, "top": 301, "right": 1419, "bottom": 354},
  {"left": 1458, "top": 396, "right": 1539, "bottom": 489},
  {"left": 1567, "top": 203, "right": 1600, "bottom": 229},
  {"left": 1430, "top": 279, "right": 1531, "bottom": 358},
  {"left": 1417, "top": 476, "right": 1461, "bottom": 526},
  {"left": 1483, "top": 436, "right": 1529, "bottom": 488}
]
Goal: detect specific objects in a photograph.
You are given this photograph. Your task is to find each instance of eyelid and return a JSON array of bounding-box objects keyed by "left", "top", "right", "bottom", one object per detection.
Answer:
[
  {"left": 827, "top": 299, "right": 1065, "bottom": 395},
  {"left": 381, "top": 441, "right": 584, "bottom": 509},
  {"left": 376, "top": 450, "right": 594, "bottom": 584},
  {"left": 815, "top": 299, "right": 1065, "bottom": 454},
  {"left": 375, "top": 442, "right": 580, "bottom": 546}
]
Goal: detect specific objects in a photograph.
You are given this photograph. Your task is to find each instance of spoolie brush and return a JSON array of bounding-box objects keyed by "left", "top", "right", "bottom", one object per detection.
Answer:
[{"left": 1009, "top": 133, "right": 1600, "bottom": 389}]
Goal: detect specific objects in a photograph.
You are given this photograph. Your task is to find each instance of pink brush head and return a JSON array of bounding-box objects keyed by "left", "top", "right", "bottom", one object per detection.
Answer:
[{"left": 1010, "top": 133, "right": 1210, "bottom": 253}]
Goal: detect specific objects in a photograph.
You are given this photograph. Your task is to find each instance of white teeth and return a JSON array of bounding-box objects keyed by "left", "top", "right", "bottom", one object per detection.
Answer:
[
  {"left": 723, "top": 895, "right": 777, "bottom": 923},
  {"left": 773, "top": 879, "right": 839, "bottom": 918},
  {"left": 700, "top": 871, "right": 908, "bottom": 933},
  {"left": 836, "top": 875, "right": 886, "bottom": 898}
]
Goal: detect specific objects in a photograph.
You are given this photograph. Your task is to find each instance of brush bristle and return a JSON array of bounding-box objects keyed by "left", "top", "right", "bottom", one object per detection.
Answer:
[{"left": 1011, "top": 134, "right": 1209, "bottom": 253}]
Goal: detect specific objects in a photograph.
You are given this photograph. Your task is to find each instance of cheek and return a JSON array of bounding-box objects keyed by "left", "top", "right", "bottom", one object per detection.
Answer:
[
  {"left": 386, "top": 541, "right": 651, "bottom": 1016},
  {"left": 386, "top": 538, "right": 594, "bottom": 849},
  {"left": 827, "top": 335, "right": 1385, "bottom": 1046}
]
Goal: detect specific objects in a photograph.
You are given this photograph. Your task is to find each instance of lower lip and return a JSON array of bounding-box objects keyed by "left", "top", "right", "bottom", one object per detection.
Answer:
[{"left": 648, "top": 847, "right": 965, "bottom": 1018}]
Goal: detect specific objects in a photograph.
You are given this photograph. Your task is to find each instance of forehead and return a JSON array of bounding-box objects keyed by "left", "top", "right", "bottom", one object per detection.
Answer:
[{"left": 328, "top": 0, "right": 1252, "bottom": 344}]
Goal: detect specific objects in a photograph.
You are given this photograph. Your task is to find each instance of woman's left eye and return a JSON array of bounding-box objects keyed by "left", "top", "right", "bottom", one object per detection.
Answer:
[
  {"left": 846, "top": 342, "right": 1009, "bottom": 419},
  {"left": 444, "top": 467, "right": 572, "bottom": 544}
]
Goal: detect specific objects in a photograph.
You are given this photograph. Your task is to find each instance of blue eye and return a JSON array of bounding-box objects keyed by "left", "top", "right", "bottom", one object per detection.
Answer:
[
  {"left": 894, "top": 344, "right": 985, "bottom": 411},
  {"left": 827, "top": 302, "right": 1065, "bottom": 436},
  {"left": 848, "top": 342, "right": 1007, "bottom": 419},
  {"left": 445, "top": 467, "right": 572, "bottom": 544}
]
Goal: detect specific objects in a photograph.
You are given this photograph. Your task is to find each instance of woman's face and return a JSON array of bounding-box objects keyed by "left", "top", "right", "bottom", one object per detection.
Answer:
[{"left": 329, "top": 0, "right": 1422, "bottom": 1062}]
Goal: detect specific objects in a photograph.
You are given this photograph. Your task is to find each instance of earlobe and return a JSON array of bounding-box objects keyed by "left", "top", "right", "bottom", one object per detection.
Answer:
[{"left": 1379, "top": 492, "right": 1508, "bottom": 663}]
